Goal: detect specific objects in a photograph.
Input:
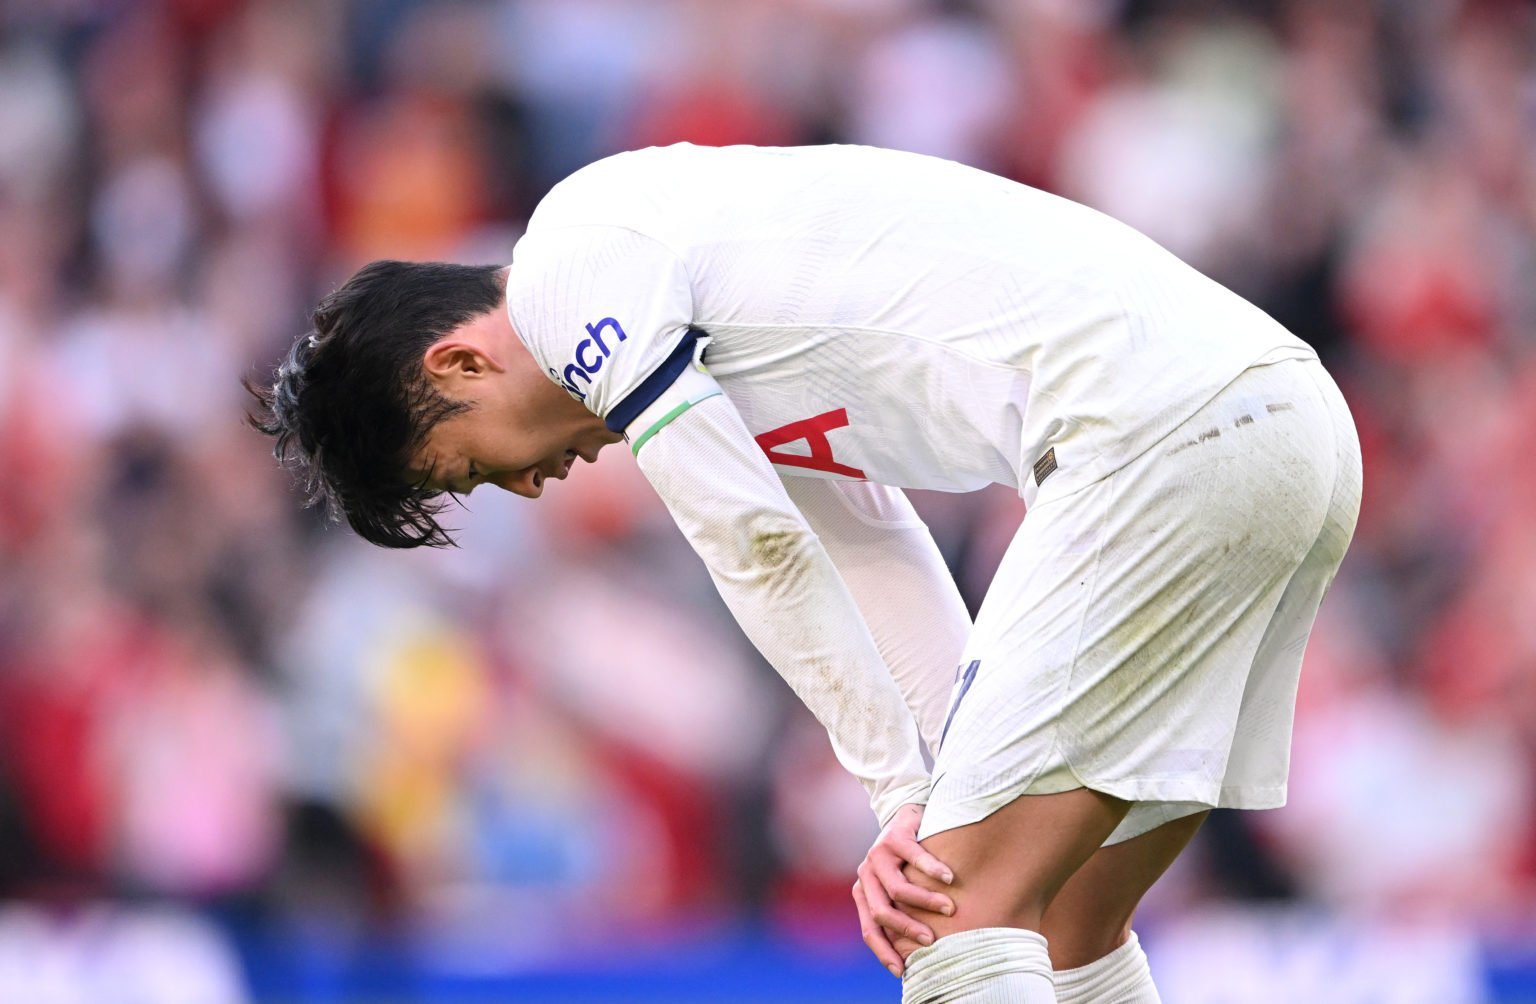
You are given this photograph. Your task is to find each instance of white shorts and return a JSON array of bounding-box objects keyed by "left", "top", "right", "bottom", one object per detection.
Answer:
[{"left": 919, "top": 356, "right": 1363, "bottom": 846}]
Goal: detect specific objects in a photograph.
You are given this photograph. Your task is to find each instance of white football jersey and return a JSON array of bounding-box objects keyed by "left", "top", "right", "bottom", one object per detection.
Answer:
[{"left": 504, "top": 144, "right": 1317, "bottom": 825}]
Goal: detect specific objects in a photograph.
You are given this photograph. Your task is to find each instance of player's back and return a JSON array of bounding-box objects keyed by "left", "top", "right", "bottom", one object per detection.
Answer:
[{"left": 520, "top": 143, "right": 1313, "bottom": 502}]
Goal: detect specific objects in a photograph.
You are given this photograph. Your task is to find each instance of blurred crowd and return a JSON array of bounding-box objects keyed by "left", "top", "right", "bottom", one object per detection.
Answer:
[{"left": 1, "top": 0, "right": 1535, "bottom": 980}]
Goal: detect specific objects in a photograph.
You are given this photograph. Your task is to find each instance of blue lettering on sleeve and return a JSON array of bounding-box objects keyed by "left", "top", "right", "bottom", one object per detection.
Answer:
[
  {"left": 585, "top": 317, "right": 627, "bottom": 354},
  {"left": 574, "top": 338, "right": 603, "bottom": 374},
  {"left": 561, "top": 363, "right": 592, "bottom": 400},
  {"left": 551, "top": 317, "right": 640, "bottom": 405}
]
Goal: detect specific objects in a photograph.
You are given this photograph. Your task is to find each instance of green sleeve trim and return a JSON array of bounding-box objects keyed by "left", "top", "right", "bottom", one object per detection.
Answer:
[{"left": 630, "top": 392, "right": 722, "bottom": 456}]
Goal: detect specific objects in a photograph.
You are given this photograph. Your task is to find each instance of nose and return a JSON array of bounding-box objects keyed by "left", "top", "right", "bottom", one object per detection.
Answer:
[{"left": 490, "top": 467, "right": 543, "bottom": 499}]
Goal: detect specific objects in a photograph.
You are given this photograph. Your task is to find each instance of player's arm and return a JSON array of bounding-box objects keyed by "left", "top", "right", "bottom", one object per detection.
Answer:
[
  {"left": 627, "top": 377, "right": 932, "bottom": 826},
  {"left": 509, "top": 222, "right": 954, "bottom": 956},
  {"left": 779, "top": 478, "right": 970, "bottom": 761},
  {"left": 628, "top": 378, "right": 958, "bottom": 959}
]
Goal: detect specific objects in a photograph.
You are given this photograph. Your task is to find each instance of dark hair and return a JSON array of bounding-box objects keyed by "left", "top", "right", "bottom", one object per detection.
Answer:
[{"left": 245, "top": 260, "right": 506, "bottom": 548}]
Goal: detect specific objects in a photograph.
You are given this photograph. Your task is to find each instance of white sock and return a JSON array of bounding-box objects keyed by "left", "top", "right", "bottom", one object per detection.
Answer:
[
  {"left": 1052, "top": 930, "right": 1160, "bottom": 1004},
  {"left": 902, "top": 927, "right": 1056, "bottom": 1004}
]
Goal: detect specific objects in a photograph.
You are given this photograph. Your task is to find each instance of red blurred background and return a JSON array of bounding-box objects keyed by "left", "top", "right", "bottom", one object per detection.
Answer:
[{"left": 1, "top": 0, "right": 1534, "bottom": 1000}]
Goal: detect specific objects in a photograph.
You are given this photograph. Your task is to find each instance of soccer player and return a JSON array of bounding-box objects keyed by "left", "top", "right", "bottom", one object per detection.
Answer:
[{"left": 250, "top": 143, "right": 1361, "bottom": 1003}]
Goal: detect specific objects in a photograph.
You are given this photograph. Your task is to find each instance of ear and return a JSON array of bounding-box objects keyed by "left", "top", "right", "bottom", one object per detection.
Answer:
[{"left": 422, "top": 340, "right": 505, "bottom": 388}]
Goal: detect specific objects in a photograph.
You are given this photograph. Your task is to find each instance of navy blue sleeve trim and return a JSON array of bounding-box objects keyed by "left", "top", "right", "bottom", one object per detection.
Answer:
[{"left": 604, "top": 326, "right": 707, "bottom": 433}]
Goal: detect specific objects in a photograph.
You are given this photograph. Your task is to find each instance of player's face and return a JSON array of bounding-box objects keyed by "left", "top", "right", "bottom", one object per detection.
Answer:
[
  {"left": 413, "top": 388, "right": 620, "bottom": 499},
  {"left": 406, "top": 312, "right": 623, "bottom": 500}
]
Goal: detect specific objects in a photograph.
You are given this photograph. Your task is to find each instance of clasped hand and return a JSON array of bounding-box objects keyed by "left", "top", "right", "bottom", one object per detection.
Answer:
[{"left": 851, "top": 803, "right": 955, "bottom": 978}]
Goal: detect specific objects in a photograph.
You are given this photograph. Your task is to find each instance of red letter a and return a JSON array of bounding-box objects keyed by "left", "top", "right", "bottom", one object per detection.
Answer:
[{"left": 754, "top": 409, "right": 866, "bottom": 479}]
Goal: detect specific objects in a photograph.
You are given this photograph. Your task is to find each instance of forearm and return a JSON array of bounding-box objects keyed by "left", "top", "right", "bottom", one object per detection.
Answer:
[
  {"left": 783, "top": 479, "right": 971, "bottom": 758},
  {"left": 634, "top": 396, "right": 930, "bottom": 824}
]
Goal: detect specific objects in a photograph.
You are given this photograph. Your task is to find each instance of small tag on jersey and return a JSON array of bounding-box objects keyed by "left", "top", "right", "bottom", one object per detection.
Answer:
[{"left": 1033, "top": 447, "right": 1058, "bottom": 486}]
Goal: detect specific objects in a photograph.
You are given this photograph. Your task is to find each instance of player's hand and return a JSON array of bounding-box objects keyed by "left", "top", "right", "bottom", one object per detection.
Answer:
[{"left": 852, "top": 802, "right": 955, "bottom": 977}]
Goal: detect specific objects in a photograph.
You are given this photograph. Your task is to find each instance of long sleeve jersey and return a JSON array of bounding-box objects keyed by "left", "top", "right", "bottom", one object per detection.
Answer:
[{"left": 504, "top": 143, "right": 1315, "bottom": 824}]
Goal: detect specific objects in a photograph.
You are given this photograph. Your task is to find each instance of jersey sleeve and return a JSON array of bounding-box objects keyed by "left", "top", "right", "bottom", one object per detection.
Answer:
[
  {"left": 780, "top": 479, "right": 972, "bottom": 758},
  {"left": 506, "top": 224, "right": 702, "bottom": 430},
  {"left": 625, "top": 385, "right": 932, "bottom": 826}
]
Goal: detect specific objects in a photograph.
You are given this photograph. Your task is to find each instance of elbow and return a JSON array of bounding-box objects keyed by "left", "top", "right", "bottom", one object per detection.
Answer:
[
  {"left": 721, "top": 511, "right": 821, "bottom": 591},
  {"left": 746, "top": 512, "right": 816, "bottom": 570}
]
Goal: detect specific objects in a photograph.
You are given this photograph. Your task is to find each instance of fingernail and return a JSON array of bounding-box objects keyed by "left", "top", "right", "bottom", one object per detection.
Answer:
[
  {"left": 888, "top": 964, "right": 902, "bottom": 978},
  {"left": 942, "top": 870, "right": 954, "bottom": 884},
  {"left": 942, "top": 904, "right": 954, "bottom": 917},
  {"left": 918, "top": 933, "right": 933, "bottom": 946}
]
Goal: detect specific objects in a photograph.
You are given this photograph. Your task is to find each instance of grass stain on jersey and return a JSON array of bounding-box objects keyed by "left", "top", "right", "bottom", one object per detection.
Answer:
[
  {"left": 745, "top": 517, "right": 819, "bottom": 602},
  {"left": 750, "top": 528, "right": 800, "bottom": 568}
]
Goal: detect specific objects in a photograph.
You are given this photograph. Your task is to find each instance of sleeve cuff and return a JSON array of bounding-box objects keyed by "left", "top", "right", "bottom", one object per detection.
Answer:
[
  {"left": 874, "top": 779, "right": 933, "bottom": 829},
  {"left": 605, "top": 326, "right": 711, "bottom": 434},
  {"left": 619, "top": 347, "right": 724, "bottom": 456}
]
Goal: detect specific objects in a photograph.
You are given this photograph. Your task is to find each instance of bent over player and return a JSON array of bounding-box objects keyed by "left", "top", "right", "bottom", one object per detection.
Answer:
[{"left": 250, "top": 143, "right": 1362, "bottom": 1003}]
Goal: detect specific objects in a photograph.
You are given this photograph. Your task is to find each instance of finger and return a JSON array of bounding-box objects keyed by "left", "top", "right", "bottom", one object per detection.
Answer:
[
  {"left": 890, "top": 836, "right": 954, "bottom": 885},
  {"left": 871, "top": 901, "right": 935, "bottom": 949},
  {"left": 853, "top": 881, "right": 906, "bottom": 978},
  {"left": 873, "top": 854, "right": 954, "bottom": 917},
  {"left": 864, "top": 870, "right": 936, "bottom": 948},
  {"left": 866, "top": 865, "right": 933, "bottom": 951},
  {"left": 888, "top": 874, "right": 956, "bottom": 916}
]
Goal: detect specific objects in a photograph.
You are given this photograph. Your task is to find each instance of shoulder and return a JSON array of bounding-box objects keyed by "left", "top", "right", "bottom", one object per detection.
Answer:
[
  {"left": 527, "top": 144, "right": 715, "bottom": 232},
  {"left": 505, "top": 223, "right": 696, "bottom": 415},
  {"left": 508, "top": 224, "right": 687, "bottom": 302}
]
